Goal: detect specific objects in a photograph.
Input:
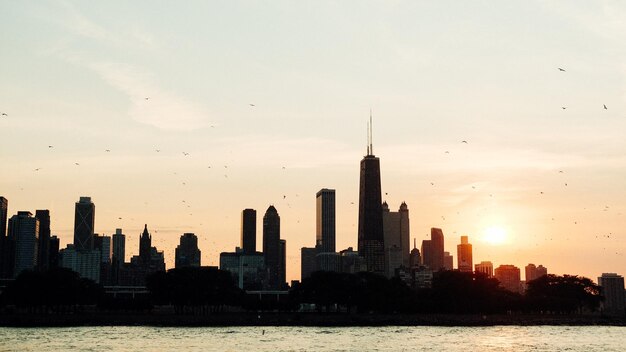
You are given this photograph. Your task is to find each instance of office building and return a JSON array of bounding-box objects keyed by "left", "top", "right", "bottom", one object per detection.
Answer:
[
  {"left": 241, "top": 209, "right": 256, "bottom": 254},
  {"left": 35, "top": 210, "right": 51, "bottom": 271},
  {"left": 49, "top": 235, "right": 60, "bottom": 268},
  {"left": 263, "top": 205, "right": 284, "bottom": 289},
  {"left": 220, "top": 248, "right": 265, "bottom": 290},
  {"left": 357, "top": 116, "right": 385, "bottom": 275},
  {"left": 316, "top": 189, "right": 336, "bottom": 253},
  {"left": 8, "top": 211, "right": 40, "bottom": 277},
  {"left": 525, "top": 263, "right": 548, "bottom": 282},
  {"left": 457, "top": 236, "right": 473, "bottom": 273},
  {"left": 59, "top": 244, "right": 101, "bottom": 283},
  {"left": 382, "top": 201, "right": 410, "bottom": 277},
  {"left": 443, "top": 251, "right": 453, "bottom": 270},
  {"left": 74, "top": 197, "right": 95, "bottom": 251},
  {"left": 175, "top": 233, "right": 201, "bottom": 268},
  {"left": 0, "top": 197, "right": 10, "bottom": 278},
  {"left": 598, "top": 273, "right": 625, "bottom": 315},
  {"left": 301, "top": 247, "right": 317, "bottom": 280},
  {"left": 112, "top": 229, "right": 125, "bottom": 267},
  {"left": 409, "top": 239, "right": 421, "bottom": 269},
  {"left": 475, "top": 261, "right": 493, "bottom": 278},
  {"left": 495, "top": 264, "right": 521, "bottom": 293}
]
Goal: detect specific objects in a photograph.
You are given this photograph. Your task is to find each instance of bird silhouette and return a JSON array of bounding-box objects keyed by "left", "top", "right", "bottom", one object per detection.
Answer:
[
  {"left": 155, "top": 149, "right": 161, "bottom": 152},
  {"left": 558, "top": 68, "right": 566, "bottom": 72},
  {"left": 105, "top": 149, "right": 110, "bottom": 152},
  {"left": 249, "top": 103, "right": 255, "bottom": 107},
  {"left": 445, "top": 151, "right": 450, "bottom": 154},
  {"left": 603, "top": 104, "right": 607, "bottom": 110},
  {"left": 182, "top": 152, "right": 189, "bottom": 156},
  {"left": 145, "top": 97, "right": 150, "bottom": 100},
  {"left": 461, "top": 140, "right": 468, "bottom": 144},
  {"left": 561, "top": 107, "right": 567, "bottom": 110},
  {"left": 48, "top": 145, "right": 53, "bottom": 148},
  {"left": 75, "top": 162, "right": 80, "bottom": 166},
  {"left": 1, "top": 113, "right": 7, "bottom": 116}
]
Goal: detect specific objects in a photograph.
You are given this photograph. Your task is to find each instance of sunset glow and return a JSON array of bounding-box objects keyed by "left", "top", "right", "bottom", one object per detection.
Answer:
[{"left": 483, "top": 226, "right": 508, "bottom": 245}]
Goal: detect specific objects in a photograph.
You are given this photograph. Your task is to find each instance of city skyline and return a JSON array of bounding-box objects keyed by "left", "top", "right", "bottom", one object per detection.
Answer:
[{"left": 1, "top": 1, "right": 625, "bottom": 283}]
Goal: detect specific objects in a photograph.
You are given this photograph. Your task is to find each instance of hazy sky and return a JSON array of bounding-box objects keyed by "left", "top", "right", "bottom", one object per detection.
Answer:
[{"left": 1, "top": 1, "right": 625, "bottom": 282}]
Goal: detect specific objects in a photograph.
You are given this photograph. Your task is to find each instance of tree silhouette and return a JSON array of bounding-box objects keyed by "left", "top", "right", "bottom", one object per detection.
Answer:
[{"left": 525, "top": 274, "right": 602, "bottom": 314}]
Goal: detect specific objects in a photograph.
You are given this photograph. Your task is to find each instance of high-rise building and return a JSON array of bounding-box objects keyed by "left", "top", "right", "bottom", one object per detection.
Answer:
[
  {"left": 0, "top": 197, "right": 7, "bottom": 238},
  {"left": 430, "top": 228, "right": 445, "bottom": 271},
  {"left": 8, "top": 211, "right": 39, "bottom": 277},
  {"left": 35, "top": 210, "right": 51, "bottom": 271},
  {"left": 421, "top": 240, "right": 431, "bottom": 268},
  {"left": 316, "top": 189, "right": 336, "bottom": 253},
  {"left": 49, "top": 235, "right": 60, "bottom": 268},
  {"left": 59, "top": 244, "right": 100, "bottom": 283},
  {"left": 139, "top": 224, "right": 152, "bottom": 264},
  {"left": 0, "top": 197, "right": 11, "bottom": 278},
  {"left": 382, "top": 202, "right": 410, "bottom": 277},
  {"left": 339, "top": 247, "right": 367, "bottom": 274},
  {"left": 279, "top": 239, "right": 286, "bottom": 288},
  {"left": 241, "top": 209, "right": 256, "bottom": 254},
  {"left": 357, "top": 116, "right": 385, "bottom": 275},
  {"left": 93, "top": 234, "right": 112, "bottom": 285},
  {"left": 525, "top": 263, "right": 548, "bottom": 282},
  {"left": 443, "top": 251, "right": 453, "bottom": 270},
  {"left": 475, "top": 261, "right": 493, "bottom": 278},
  {"left": 112, "top": 229, "right": 125, "bottom": 267},
  {"left": 598, "top": 273, "right": 625, "bottom": 315},
  {"left": 301, "top": 247, "right": 317, "bottom": 280},
  {"left": 175, "top": 233, "right": 201, "bottom": 268},
  {"left": 409, "top": 239, "right": 421, "bottom": 268},
  {"left": 74, "top": 197, "right": 95, "bottom": 251},
  {"left": 263, "top": 205, "right": 283, "bottom": 289},
  {"left": 495, "top": 264, "right": 521, "bottom": 293},
  {"left": 457, "top": 236, "right": 473, "bottom": 273}
]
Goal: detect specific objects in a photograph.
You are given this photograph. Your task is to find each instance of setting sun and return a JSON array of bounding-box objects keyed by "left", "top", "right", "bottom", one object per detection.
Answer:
[{"left": 483, "top": 226, "right": 508, "bottom": 245}]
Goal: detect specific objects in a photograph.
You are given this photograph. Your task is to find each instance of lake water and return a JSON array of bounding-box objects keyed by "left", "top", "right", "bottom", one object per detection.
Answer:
[{"left": 0, "top": 326, "right": 624, "bottom": 351}]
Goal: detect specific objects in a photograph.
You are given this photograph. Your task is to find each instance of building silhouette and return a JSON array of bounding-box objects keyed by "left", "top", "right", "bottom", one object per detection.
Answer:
[
  {"left": 421, "top": 228, "right": 445, "bottom": 271},
  {"left": 73, "top": 197, "right": 95, "bottom": 251},
  {"left": 598, "top": 273, "right": 625, "bottom": 316},
  {"left": 382, "top": 201, "right": 410, "bottom": 277},
  {"left": 300, "top": 247, "right": 317, "bottom": 280},
  {"left": 59, "top": 244, "right": 100, "bottom": 282},
  {"left": 35, "top": 210, "right": 51, "bottom": 271},
  {"left": 49, "top": 235, "right": 59, "bottom": 268},
  {"left": 316, "top": 189, "right": 336, "bottom": 253},
  {"left": 339, "top": 247, "right": 367, "bottom": 273},
  {"left": 475, "top": 261, "right": 493, "bottom": 278},
  {"left": 93, "top": 233, "right": 112, "bottom": 285},
  {"left": 0, "top": 197, "right": 11, "bottom": 278},
  {"left": 111, "top": 229, "right": 125, "bottom": 285},
  {"left": 525, "top": 263, "right": 547, "bottom": 282},
  {"left": 175, "top": 233, "right": 201, "bottom": 268},
  {"left": 220, "top": 247, "right": 265, "bottom": 290},
  {"left": 0, "top": 197, "right": 7, "bottom": 238},
  {"left": 495, "top": 264, "right": 521, "bottom": 293},
  {"left": 241, "top": 209, "right": 256, "bottom": 254},
  {"left": 457, "top": 236, "right": 473, "bottom": 273},
  {"left": 357, "top": 116, "right": 385, "bottom": 275},
  {"left": 443, "top": 251, "right": 453, "bottom": 270},
  {"left": 7, "top": 211, "right": 39, "bottom": 277},
  {"left": 125, "top": 224, "right": 165, "bottom": 285},
  {"left": 409, "top": 239, "right": 421, "bottom": 269},
  {"left": 263, "top": 205, "right": 284, "bottom": 289}
]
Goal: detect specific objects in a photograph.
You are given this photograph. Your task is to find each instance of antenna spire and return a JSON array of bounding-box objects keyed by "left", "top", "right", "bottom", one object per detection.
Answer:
[{"left": 367, "top": 108, "right": 374, "bottom": 155}]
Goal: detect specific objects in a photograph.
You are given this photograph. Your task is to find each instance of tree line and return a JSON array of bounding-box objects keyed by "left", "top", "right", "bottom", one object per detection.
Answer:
[{"left": 0, "top": 267, "right": 603, "bottom": 315}]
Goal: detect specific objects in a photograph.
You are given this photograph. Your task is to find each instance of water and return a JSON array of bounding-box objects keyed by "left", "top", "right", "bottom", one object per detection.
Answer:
[{"left": 0, "top": 326, "right": 624, "bottom": 351}]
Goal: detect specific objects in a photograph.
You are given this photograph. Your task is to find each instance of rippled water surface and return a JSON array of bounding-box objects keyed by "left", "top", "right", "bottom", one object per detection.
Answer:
[{"left": 0, "top": 326, "right": 624, "bottom": 351}]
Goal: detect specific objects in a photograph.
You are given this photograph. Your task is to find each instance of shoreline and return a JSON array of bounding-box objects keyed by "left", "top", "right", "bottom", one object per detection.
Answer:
[{"left": 1, "top": 312, "right": 624, "bottom": 327}]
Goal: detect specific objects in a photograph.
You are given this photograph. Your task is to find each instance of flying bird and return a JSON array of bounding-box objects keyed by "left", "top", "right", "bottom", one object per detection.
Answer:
[
  {"left": 34, "top": 168, "right": 41, "bottom": 171},
  {"left": 182, "top": 152, "right": 189, "bottom": 156},
  {"left": 155, "top": 149, "right": 161, "bottom": 152},
  {"left": 430, "top": 182, "right": 435, "bottom": 186},
  {"left": 603, "top": 104, "right": 607, "bottom": 110},
  {"left": 558, "top": 68, "right": 566, "bottom": 72},
  {"left": 145, "top": 97, "right": 150, "bottom": 100},
  {"left": 105, "top": 149, "right": 110, "bottom": 152},
  {"left": 249, "top": 103, "right": 255, "bottom": 107},
  {"left": 283, "top": 195, "right": 286, "bottom": 199},
  {"left": 445, "top": 151, "right": 450, "bottom": 154},
  {"left": 1, "top": 113, "right": 7, "bottom": 116},
  {"left": 561, "top": 107, "right": 567, "bottom": 110},
  {"left": 48, "top": 145, "right": 53, "bottom": 148},
  {"left": 75, "top": 162, "right": 80, "bottom": 166},
  {"left": 461, "top": 140, "right": 468, "bottom": 144}
]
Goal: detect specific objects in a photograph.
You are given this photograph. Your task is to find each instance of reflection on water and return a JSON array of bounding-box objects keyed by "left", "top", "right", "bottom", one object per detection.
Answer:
[{"left": 0, "top": 326, "right": 624, "bottom": 352}]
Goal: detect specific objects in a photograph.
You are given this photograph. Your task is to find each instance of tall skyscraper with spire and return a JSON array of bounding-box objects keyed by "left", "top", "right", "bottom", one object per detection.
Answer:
[{"left": 358, "top": 113, "right": 385, "bottom": 274}]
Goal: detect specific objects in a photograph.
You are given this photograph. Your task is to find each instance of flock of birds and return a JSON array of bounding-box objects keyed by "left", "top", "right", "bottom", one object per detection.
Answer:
[{"left": 2, "top": 66, "right": 623, "bottom": 266}]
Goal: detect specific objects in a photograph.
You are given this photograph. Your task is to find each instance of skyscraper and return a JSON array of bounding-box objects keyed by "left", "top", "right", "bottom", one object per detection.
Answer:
[
  {"left": 175, "top": 233, "right": 201, "bottom": 268},
  {"left": 0, "top": 197, "right": 11, "bottom": 278},
  {"left": 598, "top": 273, "right": 625, "bottom": 315},
  {"left": 382, "top": 201, "right": 410, "bottom": 277},
  {"left": 357, "top": 115, "right": 385, "bottom": 275},
  {"left": 316, "top": 189, "right": 336, "bottom": 253},
  {"left": 112, "top": 229, "right": 125, "bottom": 267},
  {"left": 300, "top": 247, "right": 317, "bottom": 280},
  {"left": 139, "top": 224, "right": 151, "bottom": 264},
  {"left": 457, "top": 236, "right": 473, "bottom": 273},
  {"left": 422, "top": 228, "right": 445, "bottom": 271},
  {"left": 241, "top": 209, "right": 256, "bottom": 254},
  {"left": 35, "top": 209, "right": 51, "bottom": 271},
  {"left": 443, "top": 251, "right": 453, "bottom": 270},
  {"left": 263, "top": 205, "right": 283, "bottom": 289},
  {"left": 8, "top": 211, "right": 39, "bottom": 277},
  {"left": 49, "top": 235, "right": 60, "bottom": 268},
  {"left": 409, "top": 239, "right": 421, "bottom": 269},
  {"left": 0, "top": 197, "right": 7, "bottom": 238},
  {"left": 74, "top": 197, "right": 95, "bottom": 251},
  {"left": 495, "top": 264, "right": 521, "bottom": 293}
]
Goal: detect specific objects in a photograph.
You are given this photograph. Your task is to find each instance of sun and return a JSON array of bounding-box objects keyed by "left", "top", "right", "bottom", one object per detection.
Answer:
[{"left": 483, "top": 226, "right": 508, "bottom": 245}]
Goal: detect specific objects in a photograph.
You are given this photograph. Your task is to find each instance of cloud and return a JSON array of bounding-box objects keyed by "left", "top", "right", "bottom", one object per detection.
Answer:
[{"left": 90, "top": 62, "right": 211, "bottom": 130}]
